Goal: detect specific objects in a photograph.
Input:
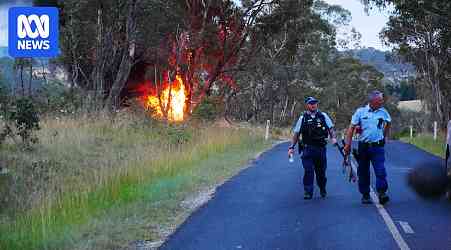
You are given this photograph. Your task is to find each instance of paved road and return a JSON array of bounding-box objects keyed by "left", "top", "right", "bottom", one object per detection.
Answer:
[{"left": 160, "top": 141, "right": 451, "bottom": 250}]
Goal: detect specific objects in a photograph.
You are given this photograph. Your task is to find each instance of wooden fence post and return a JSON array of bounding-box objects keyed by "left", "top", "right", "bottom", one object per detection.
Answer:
[
  {"left": 265, "top": 120, "right": 270, "bottom": 140},
  {"left": 434, "top": 121, "right": 438, "bottom": 141}
]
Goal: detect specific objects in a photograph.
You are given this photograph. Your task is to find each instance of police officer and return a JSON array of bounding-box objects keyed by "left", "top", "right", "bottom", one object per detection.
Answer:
[
  {"left": 288, "top": 97, "right": 337, "bottom": 199},
  {"left": 344, "top": 90, "right": 391, "bottom": 205}
]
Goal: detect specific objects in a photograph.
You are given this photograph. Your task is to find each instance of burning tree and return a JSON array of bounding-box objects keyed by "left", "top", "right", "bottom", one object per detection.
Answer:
[
  {"left": 52, "top": 0, "right": 276, "bottom": 121},
  {"left": 137, "top": 0, "right": 275, "bottom": 122}
]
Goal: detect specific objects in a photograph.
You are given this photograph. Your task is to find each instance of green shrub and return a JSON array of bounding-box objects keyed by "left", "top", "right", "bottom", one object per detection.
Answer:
[
  {"left": 35, "top": 80, "right": 83, "bottom": 114},
  {"left": 192, "top": 97, "right": 223, "bottom": 121},
  {"left": 4, "top": 97, "right": 40, "bottom": 146}
]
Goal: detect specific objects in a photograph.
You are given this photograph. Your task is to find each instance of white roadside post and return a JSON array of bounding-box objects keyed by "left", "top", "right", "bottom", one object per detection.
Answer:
[
  {"left": 265, "top": 120, "right": 270, "bottom": 141},
  {"left": 410, "top": 125, "right": 413, "bottom": 139},
  {"left": 447, "top": 121, "right": 451, "bottom": 148},
  {"left": 434, "top": 121, "right": 438, "bottom": 141}
]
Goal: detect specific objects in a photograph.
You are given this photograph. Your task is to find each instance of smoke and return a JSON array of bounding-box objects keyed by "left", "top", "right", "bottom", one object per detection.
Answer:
[{"left": 0, "top": 0, "right": 32, "bottom": 47}]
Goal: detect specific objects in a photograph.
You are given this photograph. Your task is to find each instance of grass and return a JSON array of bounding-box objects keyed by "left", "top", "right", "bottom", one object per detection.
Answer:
[
  {"left": 400, "top": 133, "right": 446, "bottom": 158},
  {"left": 0, "top": 112, "right": 272, "bottom": 250}
]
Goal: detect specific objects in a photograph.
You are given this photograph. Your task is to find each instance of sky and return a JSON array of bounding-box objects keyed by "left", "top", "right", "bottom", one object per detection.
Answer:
[
  {"left": 324, "top": 0, "right": 392, "bottom": 51},
  {"left": 0, "top": 0, "right": 31, "bottom": 47}
]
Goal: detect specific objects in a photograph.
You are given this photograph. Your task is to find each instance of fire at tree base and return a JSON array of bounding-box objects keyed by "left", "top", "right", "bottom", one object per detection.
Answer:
[{"left": 407, "top": 162, "right": 450, "bottom": 200}]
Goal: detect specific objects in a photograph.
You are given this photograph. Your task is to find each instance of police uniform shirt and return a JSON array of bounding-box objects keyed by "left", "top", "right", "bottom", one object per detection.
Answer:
[
  {"left": 351, "top": 104, "right": 392, "bottom": 143},
  {"left": 293, "top": 111, "right": 334, "bottom": 134}
]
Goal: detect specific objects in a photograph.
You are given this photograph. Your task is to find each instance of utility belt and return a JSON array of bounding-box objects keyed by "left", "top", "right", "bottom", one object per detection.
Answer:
[
  {"left": 358, "top": 139, "right": 385, "bottom": 148},
  {"left": 298, "top": 141, "right": 326, "bottom": 153},
  {"left": 305, "top": 144, "right": 326, "bottom": 148}
]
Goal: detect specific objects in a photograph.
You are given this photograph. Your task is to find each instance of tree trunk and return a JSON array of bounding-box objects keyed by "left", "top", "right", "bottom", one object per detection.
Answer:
[
  {"left": 28, "top": 61, "right": 32, "bottom": 97},
  {"left": 93, "top": 4, "right": 105, "bottom": 110},
  {"left": 280, "top": 97, "right": 288, "bottom": 122},
  {"left": 20, "top": 63, "right": 24, "bottom": 97},
  {"left": 431, "top": 56, "right": 444, "bottom": 125},
  {"left": 106, "top": 0, "right": 139, "bottom": 111},
  {"left": 290, "top": 100, "right": 297, "bottom": 118}
]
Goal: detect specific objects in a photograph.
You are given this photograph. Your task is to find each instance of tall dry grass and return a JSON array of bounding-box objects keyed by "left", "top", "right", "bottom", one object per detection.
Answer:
[{"left": 0, "top": 111, "right": 267, "bottom": 249}]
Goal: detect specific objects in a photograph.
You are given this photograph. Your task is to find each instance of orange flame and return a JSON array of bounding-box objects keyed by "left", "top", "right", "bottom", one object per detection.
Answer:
[{"left": 145, "top": 74, "right": 187, "bottom": 122}]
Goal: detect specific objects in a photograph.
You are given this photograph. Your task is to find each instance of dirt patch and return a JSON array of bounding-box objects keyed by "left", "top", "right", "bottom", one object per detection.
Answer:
[{"left": 181, "top": 188, "right": 216, "bottom": 211}]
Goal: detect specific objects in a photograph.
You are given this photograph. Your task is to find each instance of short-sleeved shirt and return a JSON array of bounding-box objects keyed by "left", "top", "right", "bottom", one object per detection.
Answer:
[
  {"left": 293, "top": 110, "right": 334, "bottom": 134},
  {"left": 351, "top": 104, "right": 392, "bottom": 143}
]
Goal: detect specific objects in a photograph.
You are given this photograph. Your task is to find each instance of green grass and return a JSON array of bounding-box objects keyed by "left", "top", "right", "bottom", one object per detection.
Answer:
[
  {"left": 0, "top": 114, "right": 272, "bottom": 250},
  {"left": 71, "top": 140, "right": 265, "bottom": 249},
  {"left": 400, "top": 133, "right": 446, "bottom": 158}
]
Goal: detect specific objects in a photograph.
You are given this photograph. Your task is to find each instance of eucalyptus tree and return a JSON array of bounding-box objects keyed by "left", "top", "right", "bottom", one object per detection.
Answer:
[{"left": 362, "top": 0, "right": 451, "bottom": 124}]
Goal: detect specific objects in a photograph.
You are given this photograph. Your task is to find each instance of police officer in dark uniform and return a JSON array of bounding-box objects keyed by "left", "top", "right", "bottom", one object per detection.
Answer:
[
  {"left": 344, "top": 90, "right": 391, "bottom": 205},
  {"left": 288, "top": 97, "right": 337, "bottom": 199}
]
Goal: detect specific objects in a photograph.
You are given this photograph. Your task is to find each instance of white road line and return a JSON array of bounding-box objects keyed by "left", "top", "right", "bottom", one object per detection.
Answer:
[
  {"left": 399, "top": 221, "right": 415, "bottom": 234},
  {"left": 349, "top": 159, "right": 411, "bottom": 250},
  {"left": 394, "top": 167, "right": 412, "bottom": 170}
]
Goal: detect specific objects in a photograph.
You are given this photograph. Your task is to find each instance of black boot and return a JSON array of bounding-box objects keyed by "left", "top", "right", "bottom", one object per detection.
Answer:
[
  {"left": 304, "top": 191, "right": 313, "bottom": 200},
  {"left": 361, "top": 193, "right": 372, "bottom": 204},
  {"left": 320, "top": 187, "right": 327, "bottom": 198},
  {"left": 378, "top": 192, "right": 390, "bottom": 205}
]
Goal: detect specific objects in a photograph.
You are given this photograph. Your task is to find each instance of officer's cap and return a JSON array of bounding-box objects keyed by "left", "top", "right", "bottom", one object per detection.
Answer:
[{"left": 305, "top": 96, "right": 319, "bottom": 104}]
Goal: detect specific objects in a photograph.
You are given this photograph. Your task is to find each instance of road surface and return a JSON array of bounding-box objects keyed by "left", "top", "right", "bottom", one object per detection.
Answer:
[{"left": 160, "top": 141, "right": 451, "bottom": 250}]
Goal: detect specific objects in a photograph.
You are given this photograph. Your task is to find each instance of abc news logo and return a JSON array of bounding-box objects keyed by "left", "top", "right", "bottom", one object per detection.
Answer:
[{"left": 8, "top": 7, "right": 59, "bottom": 58}]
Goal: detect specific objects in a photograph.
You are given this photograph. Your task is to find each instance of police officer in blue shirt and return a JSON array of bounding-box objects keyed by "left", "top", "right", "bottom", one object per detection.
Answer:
[
  {"left": 288, "top": 97, "right": 337, "bottom": 200},
  {"left": 344, "top": 90, "right": 391, "bottom": 205}
]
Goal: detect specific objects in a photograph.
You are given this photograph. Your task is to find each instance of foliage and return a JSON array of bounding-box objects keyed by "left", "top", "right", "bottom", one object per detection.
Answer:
[
  {"left": 363, "top": 0, "right": 451, "bottom": 125},
  {"left": 227, "top": 0, "right": 346, "bottom": 125},
  {"left": 0, "top": 57, "right": 15, "bottom": 88},
  {"left": 316, "top": 56, "right": 388, "bottom": 128},
  {"left": 0, "top": 79, "right": 40, "bottom": 147},
  {"left": 7, "top": 98, "right": 41, "bottom": 145},
  {"left": 35, "top": 80, "right": 83, "bottom": 114},
  {"left": 192, "top": 97, "right": 223, "bottom": 121},
  {"left": 51, "top": 0, "right": 272, "bottom": 111},
  {"left": 0, "top": 82, "right": 10, "bottom": 145},
  {"left": 386, "top": 80, "right": 417, "bottom": 101}
]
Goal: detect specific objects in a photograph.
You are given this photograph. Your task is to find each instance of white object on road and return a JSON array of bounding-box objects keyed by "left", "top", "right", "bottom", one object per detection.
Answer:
[
  {"left": 348, "top": 159, "right": 411, "bottom": 250},
  {"left": 265, "top": 120, "right": 270, "bottom": 140},
  {"left": 399, "top": 221, "right": 415, "bottom": 234}
]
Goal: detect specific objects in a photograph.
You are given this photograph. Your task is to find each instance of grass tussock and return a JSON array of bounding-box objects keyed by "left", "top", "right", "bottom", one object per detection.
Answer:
[{"left": 0, "top": 111, "right": 270, "bottom": 250}]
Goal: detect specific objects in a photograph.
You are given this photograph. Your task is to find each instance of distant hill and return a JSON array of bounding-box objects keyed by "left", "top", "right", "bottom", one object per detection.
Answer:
[{"left": 347, "top": 47, "right": 416, "bottom": 86}]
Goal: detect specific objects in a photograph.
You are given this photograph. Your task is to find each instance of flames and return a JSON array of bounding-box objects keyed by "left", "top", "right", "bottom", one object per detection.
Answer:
[{"left": 144, "top": 74, "right": 187, "bottom": 122}]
